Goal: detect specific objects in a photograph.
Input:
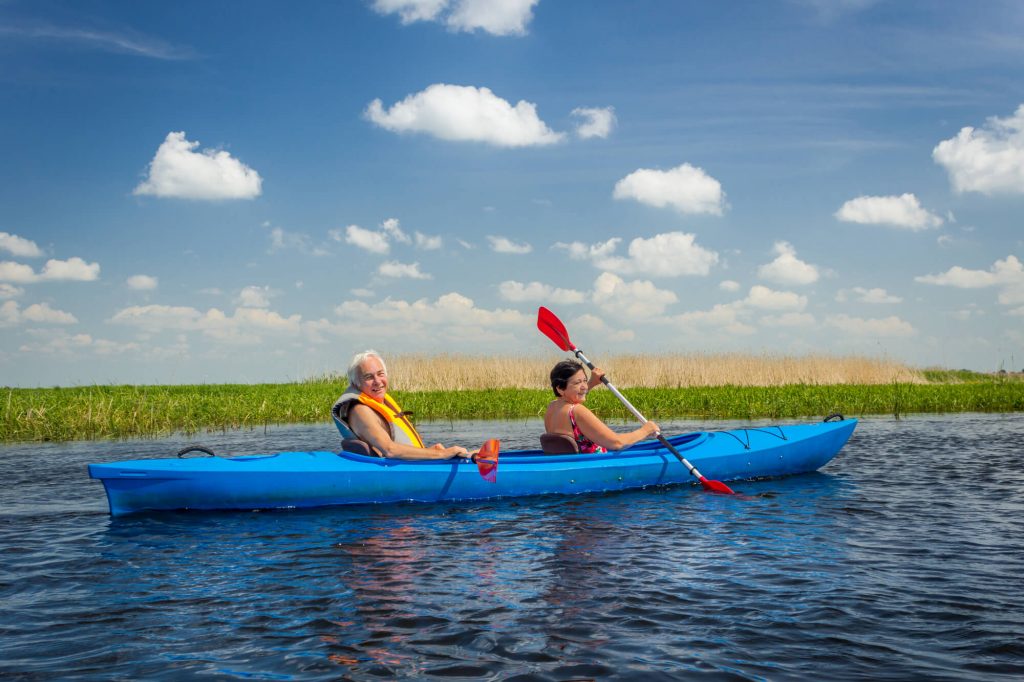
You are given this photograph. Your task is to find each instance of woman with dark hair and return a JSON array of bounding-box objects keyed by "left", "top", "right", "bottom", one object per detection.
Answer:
[{"left": 543, "top": 359, "right": 659, "bottom": 453}]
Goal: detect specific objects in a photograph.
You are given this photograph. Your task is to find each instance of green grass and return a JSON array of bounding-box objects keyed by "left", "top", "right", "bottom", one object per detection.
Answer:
[{"left": 3, "top": 377, "right": 1024, "bottom": 443}]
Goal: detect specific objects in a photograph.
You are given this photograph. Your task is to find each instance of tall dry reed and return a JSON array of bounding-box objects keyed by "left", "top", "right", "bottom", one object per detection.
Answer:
[{"left": 325, "top": 353, "right": 926, "bottom": 391}]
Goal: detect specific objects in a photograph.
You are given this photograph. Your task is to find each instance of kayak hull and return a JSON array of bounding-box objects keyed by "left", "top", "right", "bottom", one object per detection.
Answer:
[{"left": 88, "top": 418, "right": 857, "bottom": 516}]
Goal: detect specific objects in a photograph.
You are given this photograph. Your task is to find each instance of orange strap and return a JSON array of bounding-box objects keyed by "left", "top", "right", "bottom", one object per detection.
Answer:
[{"left": 356, "top": 392, "right": 425, "bottom": 448}]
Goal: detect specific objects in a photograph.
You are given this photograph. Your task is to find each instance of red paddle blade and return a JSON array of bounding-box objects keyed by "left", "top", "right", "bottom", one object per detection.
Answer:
[
  {"left": 699, "top": 476, "right": 735, "bottom": 495},
  {"left": 475, "top": 438, "right": 499, "bottom": 483},
  {"left": 537, "top": 306, "right": 575, "bottom": 351}
]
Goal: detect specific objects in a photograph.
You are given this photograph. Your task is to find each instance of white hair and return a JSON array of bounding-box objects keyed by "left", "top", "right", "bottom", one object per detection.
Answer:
[{"left": 347, "top": 349, "right": 387, "bottom": 386}]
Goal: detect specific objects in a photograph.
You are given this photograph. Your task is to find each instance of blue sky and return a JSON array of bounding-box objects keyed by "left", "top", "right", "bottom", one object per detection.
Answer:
[{"left": 2, "top": 0, "right": 1023, "bottom": 386}]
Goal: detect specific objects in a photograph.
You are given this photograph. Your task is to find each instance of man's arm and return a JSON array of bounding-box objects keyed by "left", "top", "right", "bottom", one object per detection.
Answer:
[{"left": 348, "top": 403, "right": 469, "bottom": 460}]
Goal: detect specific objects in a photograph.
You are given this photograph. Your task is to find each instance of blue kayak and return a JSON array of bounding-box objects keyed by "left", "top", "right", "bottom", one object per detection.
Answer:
[{"left": 88, "top": 418, "right": 856, "bottom": 516}]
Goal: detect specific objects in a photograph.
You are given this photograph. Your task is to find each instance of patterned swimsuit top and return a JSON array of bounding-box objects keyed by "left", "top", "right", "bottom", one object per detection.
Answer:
[{"left": 568, "top": 405, "right": 607, "bottom": 454}]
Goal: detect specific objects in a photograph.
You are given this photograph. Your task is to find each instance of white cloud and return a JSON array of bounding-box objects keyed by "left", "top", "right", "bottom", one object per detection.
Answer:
[
  {"left": 365, "top": 83, "right": 564, "bottom": 147},
  {"left": 744, "top": 285, "right": 807, "bottom": 311},
  {"left": 335, "top": 292, "right": 529, "bottom": 341},
  {"left": 237, "top": 285, "right": 272, "bottom": 308},
  {"left": 570, "top": 313, "right": 636, "bottom": 342},
  {"left": 343, "top": 224, "right": 390, "bottom": 254},
  {"left": 671, "top": 302, "right": 755, "bottom": 336},
  {"left": 415, "top": 231, "right": 443, "bottom": 250},
  {"left": 350, "top": 288, "right": 375, "bottom": 298},
  {"left": 0, "top": 257, "right": 100, "bottom": 283},
  {"left": 553, "top": 238, "right": 620, "bottom": 261},
  {"left": 757, "top": 241, "right": 819, "bottom": 285},
  {"left": 378, "top": 261, "right": 432, "bottom": 279},
  {"left": 126, "top": 274, "right": 158, "bottom": 291},
  {"left": 381, "top": 218, "right": 412, "bottom": 244},
  {"left": 372, "top": 0, "right": 539, "bottom": 36},
  {"left": 933, "top": 104, "right": 1024, "bottom": 195},
  {"left": 591, "top": 272, "right": 678, "bottom": 319},
  {"left": 268, "top": 226, "right": 330, "bottom": 257},
  {"left": 825, "top": 314, "right": 916, "bottom": 337},
  {"left": 18, "top": 330, "right": 143, "bottom": 356},
  {"left": 498, "top": 280, "right": 586, "bottom": 304},
  {"left": 836, "top": 287, "right": 902, "bottom": 304},
  {"left": 110, "top": 303, "right": 305, "bottom": 344},
  {"left": 834, "top": 193, "right": 943, "bottom": 230},
  {"left": 371, "top": 0, "right": 447, "bottom": 24},
  {"left": 594, "top": 232, "right": 719, "bottom": 278},
  {"left": 915, "top": 255, "right": 1024, "bottom": 305},
  {"left": 571, "top": 106, "right": 616, "bottom": 139},
  {"left": 613, "top": 163, "right": 726, "bottom": 215},
  {"left": 133, "top": 131, "right": 262, "bottom": 200},
  {"left": 0, "top": 232, "right": 43, "bottom": 258},
  {"left": 0, "top": 283, "right": 24, "bottom": 299},
  {"left": 719, "top": 280, "right": 741, "bottom": 292},
  {"left": 488, "top": 235, "right": 532, "bottom": 254},
  {"left": 0, "top": 300, "right": 77, "bottom": 327}
]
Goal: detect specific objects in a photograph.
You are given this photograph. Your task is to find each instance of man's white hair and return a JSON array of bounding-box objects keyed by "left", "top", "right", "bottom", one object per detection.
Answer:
[{"left": 347, "top": 349, "right": 387, "bottom": 387}]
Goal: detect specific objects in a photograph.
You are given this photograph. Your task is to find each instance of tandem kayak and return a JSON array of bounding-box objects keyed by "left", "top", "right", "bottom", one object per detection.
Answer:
[{"left": 88, "top": 417, "right": 856, "bottom": 516}]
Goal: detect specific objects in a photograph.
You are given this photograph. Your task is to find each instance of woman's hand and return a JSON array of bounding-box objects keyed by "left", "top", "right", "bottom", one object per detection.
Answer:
[
  {"left": 642, "top": 421, "right": 661, "bottom": 438},
  {"left": 588, "top": 367, "right": 606, "bottom": 389}
]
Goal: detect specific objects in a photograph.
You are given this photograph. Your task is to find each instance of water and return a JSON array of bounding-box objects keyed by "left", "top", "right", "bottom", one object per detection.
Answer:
[{"left": 2, "top": 414, "right": 1023, "bottom": 680}]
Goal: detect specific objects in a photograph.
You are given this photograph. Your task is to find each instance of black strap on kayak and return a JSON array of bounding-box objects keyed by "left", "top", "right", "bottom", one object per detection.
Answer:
[
  {"left": 177, "top": 445, "right": 216, "bottom": 458},
  {"left": 824, "top": 413, "right": 845, "bottom": 422},
  {"left": 717, "top": 426, "right": 788, "bottom": 450}
]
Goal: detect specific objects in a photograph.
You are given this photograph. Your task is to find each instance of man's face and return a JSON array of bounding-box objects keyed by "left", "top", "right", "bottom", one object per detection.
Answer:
[{"left": 358, "top": 356, "right": 388, "bottom": 401}]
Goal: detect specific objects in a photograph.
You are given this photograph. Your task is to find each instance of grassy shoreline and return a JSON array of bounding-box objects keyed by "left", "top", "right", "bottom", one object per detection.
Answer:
[{"left": 4, "top": 377, "right": 1023, "bottom": 443}]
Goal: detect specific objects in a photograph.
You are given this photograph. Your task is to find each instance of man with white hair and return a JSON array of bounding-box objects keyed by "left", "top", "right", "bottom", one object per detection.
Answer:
[{"left": 332, "top": 350, "right": 470, "bottom": 460}]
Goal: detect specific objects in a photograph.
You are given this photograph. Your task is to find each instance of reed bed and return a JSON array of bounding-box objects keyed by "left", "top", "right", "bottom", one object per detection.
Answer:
[
  {"left": 3, "top": 355, "right": 1021, "bottom": 443},
  {"left": 320, "top": 353, "right": 927, "bottom": 390}
]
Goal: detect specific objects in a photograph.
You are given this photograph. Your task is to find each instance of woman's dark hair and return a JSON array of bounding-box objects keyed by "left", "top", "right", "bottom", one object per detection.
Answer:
[{"left": 550, "top": 359, "right": 585, "bottom": 397}]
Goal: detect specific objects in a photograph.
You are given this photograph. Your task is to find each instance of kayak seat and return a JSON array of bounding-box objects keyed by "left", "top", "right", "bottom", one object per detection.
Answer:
[
  {"left": 539, "top": 433, "right": 580, "bottom": 455},
  {"left": 341, "top": 438, "right": 384, "bottom": 458}
]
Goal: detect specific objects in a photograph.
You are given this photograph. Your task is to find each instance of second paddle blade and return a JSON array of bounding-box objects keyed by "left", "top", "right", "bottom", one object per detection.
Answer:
[{"left": 699, "top": 477, "right": 735, "bottom": 495}]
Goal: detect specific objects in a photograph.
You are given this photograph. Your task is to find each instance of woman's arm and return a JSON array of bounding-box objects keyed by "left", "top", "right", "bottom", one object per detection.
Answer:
[
  {"left": 348, "top": 404, "right": 469, "bottom": 460},
  {"left": 572, "top": 404, "right": 659, "bottom": 451}
]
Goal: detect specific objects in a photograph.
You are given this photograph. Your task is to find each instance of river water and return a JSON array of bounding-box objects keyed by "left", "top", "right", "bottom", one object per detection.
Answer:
[{"left": 2, "top": 414, "right": 1023, "bottom": 680}]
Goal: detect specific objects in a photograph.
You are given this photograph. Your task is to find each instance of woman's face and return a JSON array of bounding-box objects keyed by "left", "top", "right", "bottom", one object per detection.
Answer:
[
  {"left": 357, "top": 356, "right": 388, "bottom": 401},
  {"left": 558, "top": 369, "right": 589, "bottom": 404}
]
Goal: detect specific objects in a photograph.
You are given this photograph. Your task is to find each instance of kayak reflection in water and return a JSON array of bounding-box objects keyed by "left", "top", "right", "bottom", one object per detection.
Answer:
[
  {"left": 331, "top": 350, "right": 472, "bottom": 460},
  {"left": 543, "top": 359, "right": 659, "bottom": 453}
]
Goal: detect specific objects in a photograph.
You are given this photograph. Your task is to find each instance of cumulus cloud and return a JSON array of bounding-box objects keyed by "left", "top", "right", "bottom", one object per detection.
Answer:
[
  {"left": 744, "top": 285, "right": 807, "bottom": 311},
  {"left": 498, "top": 280, "right": 585, "bottom": 304},
  {"left": 0, "top": 283, "right": 24, "bottom": 299},
  {"left": 0, "top": 300, "right": 77, "bottom": 327},
  {"left": 365, "top": 84, "right": 563, "bottom": 147},
  {"left": 415, "top": 231, "right": 443, "bottom": 250},
  {"left": 591, "top": 272, "right": 678, "bottom": 319},
  {"left": 571, "top": 106, "right": 616, "bottom": 139},
  {"left": 671, "top": 302, "right": 755, "bottom": 336},
  {"left": 836, "top": 287, "right": 902, "bottom": 304},
  {"left": 111, "top": 303, "right": 304, "bottom": 344},
  {"left": 488, "top": 235, "right": 532, "bottom": 254},
  {"left": 381, "top": 218, "right": 412, "bottom": 244},
  {"left": 760, "top": 312, "right": 815, "bottom": 327},
  {"left": 933, "top": 104, "right": 1024, "bottom": 195},
  {"left": 372, "top": 0, "right": 539, "bottom": 36},
  {"left": 126, "top": 274, "right": 158, "bottom": 291},
  {"left": 613, "top": 163, "right": 726, "bottom": 215},
  {"left": 0, "top": 232, "right": 44, "bottom": 258},
  {"left": 0, "top": 257, "right": 100, "bottom": 283},
  {"left": 834, "top": 193, "right": 943, "bottom": 230},
  {"left": 335, "top": 292, "right": 529, "bottom": 341},
  {"left": 553, "top": 238, "right": 620, "bottom": 261},
  {"left": 719, "top": 280, "right": 741, "bottom": 292},
  {"left": 133, "top": 131, "right": 262, "bottom": 200},
  {"left": 915, "top": 255, "right": 1024, "bottom": 305},
  {"left": 590, "top": 232, "right": 719, "bottom": 278},
  {"left": 378, "top": 261, "right": 432, "bottom": 279},
  {"left": 237, "top": 285, "right": 272, "bottom": 308},
  {"left": 757, "top": 241, "right": 819, "bottom": 286},
  {"left": 825, "top": 314, "right": 915, "bottom": 337},
  {"left": 342, "top": 224, "right": 390, "bottom": 254}
]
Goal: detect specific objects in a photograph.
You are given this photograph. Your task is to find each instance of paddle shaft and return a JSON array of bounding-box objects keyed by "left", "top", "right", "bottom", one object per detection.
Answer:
[{"left": 571, "top": 348, "right": 709, "bottom": 482}]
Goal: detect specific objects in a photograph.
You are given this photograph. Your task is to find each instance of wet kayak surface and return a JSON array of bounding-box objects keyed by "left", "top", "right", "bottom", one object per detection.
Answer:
[{"left": 2, "top": 414, "right": 1023, "bottom": 680}]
